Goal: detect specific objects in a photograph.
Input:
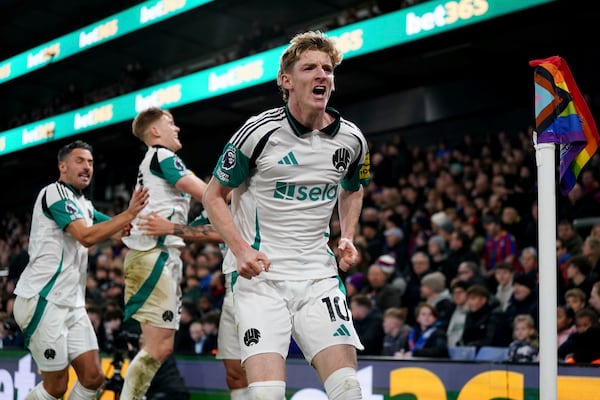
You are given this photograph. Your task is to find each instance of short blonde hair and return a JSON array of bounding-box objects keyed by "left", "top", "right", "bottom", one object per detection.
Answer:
[
  {"left": 277, "top": 30, "right": 343, "bottom": 102},
  {"left": 383, "top": 307, "right": 406, "bottom": 321},
  {"left": 565, "top": 287, "right": 587, "bottom": 303},
  {"left": 132, "top": 107, "right": 173, "bottom": 141},
  {"left": 512, "top": 314, "right": 538, "bottom": 341}
]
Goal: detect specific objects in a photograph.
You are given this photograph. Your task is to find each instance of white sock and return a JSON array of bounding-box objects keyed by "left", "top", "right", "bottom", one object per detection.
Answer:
[
  {"left": 68, "top": 381, "right": 98, "bottom": 400},
  {"left": 25, "top": 382, "right": 58, "bottom": 400},
  {"left": 230, "top": 387, "right": 250, "bottom": 400},
  {"left": 247, "top": 380, "right": 286, "bottom": 400},
  {"left": 120, "top": 349, "right": 161, "bottom": 400},
  {"left": 324, "top": 367, "right": 362, "bottom": 400}
]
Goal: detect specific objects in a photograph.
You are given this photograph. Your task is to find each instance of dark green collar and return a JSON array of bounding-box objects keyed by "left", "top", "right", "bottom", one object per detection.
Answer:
[
  {"left": 58, "top": 181, "right": 83, "bottom": 198},
  {"left": 285, "top": 104, "right": 341, "bottom": 137}
]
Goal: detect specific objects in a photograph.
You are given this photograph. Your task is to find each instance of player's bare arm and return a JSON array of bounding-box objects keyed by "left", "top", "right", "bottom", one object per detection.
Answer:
[
  {"left": 138, "top": 212, "right": 222, "bottom": 243},
  {"left": 175, "top": 174, "right": 208, "bottom": 203},
  {"left": 337, "top": 187, "right": 363, "bottom": 271},
  {"left": 67, "top": 186, "right": 149, "bottom": 247},
  {"left": 202, "top": 177, "right": 270, "bottom": 278}
]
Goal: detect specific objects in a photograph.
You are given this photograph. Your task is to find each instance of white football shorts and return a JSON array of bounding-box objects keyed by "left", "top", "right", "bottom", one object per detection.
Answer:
[
  {"left": 13, "top": 295, "right": 98, "bottom": 371},
  {"left": 216, "top": 274, "right": 240, "bottom": 360},
  {"left": 233, "top": 275, "right": 364, "bottom": 364},
  {"left": 123, "top": 247, "right": 182, "bottom": 329}
]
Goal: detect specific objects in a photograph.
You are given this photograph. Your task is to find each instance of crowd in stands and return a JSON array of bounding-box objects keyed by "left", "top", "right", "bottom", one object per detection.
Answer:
[{"left": 2, "top": 123, "right": 600, "bottom": 365}]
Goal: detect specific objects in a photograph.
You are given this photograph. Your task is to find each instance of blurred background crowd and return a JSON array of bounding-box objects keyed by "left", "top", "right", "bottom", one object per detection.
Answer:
[{"left": 2, "top": 122, "right": 600, "bottom": 364}]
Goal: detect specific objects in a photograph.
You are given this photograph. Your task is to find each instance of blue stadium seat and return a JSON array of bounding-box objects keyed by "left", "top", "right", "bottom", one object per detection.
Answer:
[
  {"left": 475, "top": 346, "right": 509, "bottom": 362},
  {"left": 448, "top": 346, "right": 477, "bottom": 361}
]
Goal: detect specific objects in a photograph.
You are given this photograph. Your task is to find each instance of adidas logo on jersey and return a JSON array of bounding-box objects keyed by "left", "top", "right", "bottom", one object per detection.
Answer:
[
  {"left": 277, "top": 151, "right": 299, "bottom": 165},
  {"left": 333, "top": 324, "right": 352, "bottom": 337},
  {"left": 273, "top": 182, "right": 338, "bottom": 201}
]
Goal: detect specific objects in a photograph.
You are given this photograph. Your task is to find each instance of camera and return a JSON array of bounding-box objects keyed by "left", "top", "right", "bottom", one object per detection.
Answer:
[
  {"left": 104, "top": 328, "right": 141, "bottom": 398},
  {"left": 3, "top": 320, "right": 18, "bottom": 332},
  {"left": 114, "top": 329, "right": 140, "bottom": 356}
]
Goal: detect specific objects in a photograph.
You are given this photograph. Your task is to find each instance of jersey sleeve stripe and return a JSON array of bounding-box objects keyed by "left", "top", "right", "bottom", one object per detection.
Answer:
[
  {"left": 41, "top": 190, "right": 53, "bottom": 219},
  {"left": 57, "top": 182, "right": 69, "bottom": 200},
  {"left": 230, "top": 108, "right": 286, "bottom": 148},
  {"left": 249, "top": 127, "right": 279, "bottom": 169}
]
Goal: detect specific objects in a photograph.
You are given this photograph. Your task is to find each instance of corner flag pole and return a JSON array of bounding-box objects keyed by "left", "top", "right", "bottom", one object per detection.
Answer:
[{"left": 533, "top": 131, "right": 558, "bottom": 400}]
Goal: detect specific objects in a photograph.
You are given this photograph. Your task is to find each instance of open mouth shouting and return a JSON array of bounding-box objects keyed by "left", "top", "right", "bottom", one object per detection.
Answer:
[{"left": 313, "top": 85, "right": 327, "bottom": 96}]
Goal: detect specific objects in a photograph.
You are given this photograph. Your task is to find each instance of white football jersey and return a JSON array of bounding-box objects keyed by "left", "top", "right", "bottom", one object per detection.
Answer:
[
  {"left": 15, "top": 182, "right": 110, "bottom": 307},
  {"left": 122, "top": 145, "right": 192, "bottom": 251},
  {"left": 213, "top": 106, "right": 370, "bottom": 279}
]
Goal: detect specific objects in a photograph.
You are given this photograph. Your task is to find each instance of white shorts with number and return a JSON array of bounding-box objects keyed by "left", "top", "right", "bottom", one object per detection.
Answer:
[
  {"left": 216, "top": 274, "right": 240, "bottom": 360},
  {"left": 233, "top": 276, "right": 364, "bottom": 364},
  {"left": 13, "top": 295, "right": 98, "bottom": 372},
  {"left": 124, "top": 247, "right": 182, "bottom": 329}
]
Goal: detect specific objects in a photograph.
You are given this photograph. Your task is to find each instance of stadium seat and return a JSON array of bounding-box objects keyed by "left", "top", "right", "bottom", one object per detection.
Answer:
[
  {"left": 448, "top": 346, "right": 477, "bottom": 361},
  {"left": 475, "top": 346, "right": 509, "bottom": 362}
]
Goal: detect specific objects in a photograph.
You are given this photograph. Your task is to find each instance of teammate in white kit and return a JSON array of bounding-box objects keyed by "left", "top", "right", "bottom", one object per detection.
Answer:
[
  {"left": 203, "top": 30, "right": 371, "bottom": 400},
  {"left": 13, "top": 140, "right": 149, "bottom": 400},
  {"left": 138, "top": 210, "right": 250, "bottom": 399},
  {"left": 120, "top": 107, "right": 208, "bottom": 400}
]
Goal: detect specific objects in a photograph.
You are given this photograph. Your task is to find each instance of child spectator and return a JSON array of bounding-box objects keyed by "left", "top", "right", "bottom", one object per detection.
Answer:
[
  {"left": 507, "top": 314, "right": 539, "bottom": 363},
  {"left": 381, "top": 307, "right": 411, "bottom": 356},
  {"left": 558, "top": 308, "right": 600, "bottom": 363},
  {"left": 399, "top": 303, "right": 449, "bottom": 359},
  {"left": 557, "top": 305, "right": 576, "bottom": 347},
  {"left": 564, "top": 288, "right": 587, "bottom": 314}
]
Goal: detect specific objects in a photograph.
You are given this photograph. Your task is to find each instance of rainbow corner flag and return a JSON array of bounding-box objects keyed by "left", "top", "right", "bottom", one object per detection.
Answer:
[{"left": 529, "top": 55, "right": 600, "bottom": 195}]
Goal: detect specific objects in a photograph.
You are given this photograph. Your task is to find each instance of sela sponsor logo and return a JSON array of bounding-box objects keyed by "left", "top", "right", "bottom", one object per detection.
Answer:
[
  {"left": 0, "top": 62, "right": 11, "bottom": 80},
  {"left": 79, "top": 19, "right": 119, "bottom": 48},
  {"left": 135, "top": 84, "right": 182, "bottom": 112},
  {"left": 74, "top": 104, "right": 114, "bottom": 130},
  {"left": 406, "top": 0, "right": 490, "bottom": 35},
  {"left": 22, "top": 122, "right": 55, "bottom": 145},
  {"left": 27, "top": 43, "right": 60, "bottom": 68},
  {"left": 273, "top": 182, "right": 338, "bottom": 202},
  {"left": 140, "top": 0, "right": 186, "bottom": 24},
  {"left": 208, "top": 59, "right": 264, "bottom": 92}
]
